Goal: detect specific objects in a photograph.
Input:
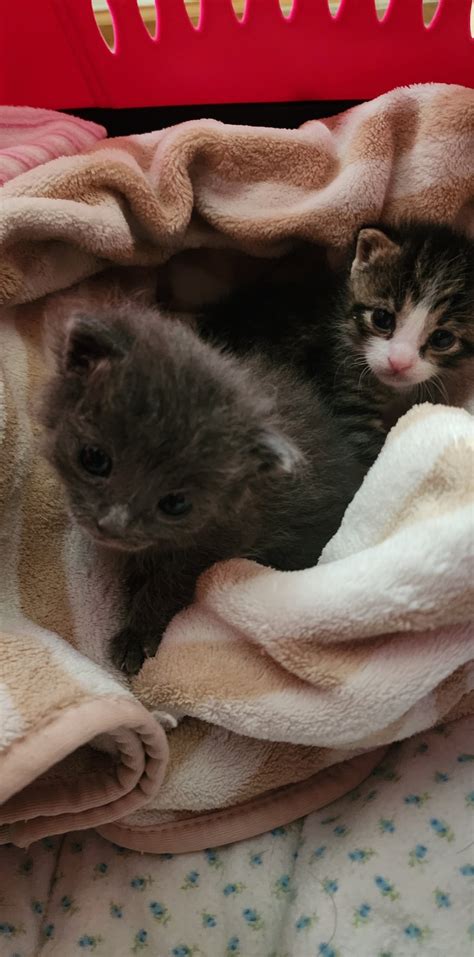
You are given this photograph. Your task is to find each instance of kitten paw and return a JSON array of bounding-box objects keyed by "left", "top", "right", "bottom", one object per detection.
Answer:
[{"left": 110, "top": 627, "right": 147, "bottom": 676}]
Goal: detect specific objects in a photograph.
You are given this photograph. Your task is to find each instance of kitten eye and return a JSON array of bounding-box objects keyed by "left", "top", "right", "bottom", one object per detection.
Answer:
[
  {"left": 158, "top": 493, "right": 192, "bottom": 517},
  {"left": 429, "top": 329, "right": 456, "bottom": 351},
  {"left": 371, "top": 308, "right": 395, "bottom": 333},
  {"left": 79, "top": 445, "right": 112, "bottom": 477}
]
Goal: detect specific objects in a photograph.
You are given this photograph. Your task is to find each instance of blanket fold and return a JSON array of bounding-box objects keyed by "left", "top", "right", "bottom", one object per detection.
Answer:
[{"left": 0, "top": 83, "right": 473, "bottom": 851}]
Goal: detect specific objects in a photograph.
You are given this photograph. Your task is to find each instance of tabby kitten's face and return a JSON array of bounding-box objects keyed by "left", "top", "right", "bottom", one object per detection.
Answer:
[{"left": 348, "top": 225, "right": 474, "bottom": 392}]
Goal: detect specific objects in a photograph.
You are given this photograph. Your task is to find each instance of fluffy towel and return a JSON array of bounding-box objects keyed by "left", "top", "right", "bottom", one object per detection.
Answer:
[
  {"left": 0, "top": 106, "right": 105, "bottom": 186},
  {"left": 0, "top": 84, "right": 473, "bottom": 852}
]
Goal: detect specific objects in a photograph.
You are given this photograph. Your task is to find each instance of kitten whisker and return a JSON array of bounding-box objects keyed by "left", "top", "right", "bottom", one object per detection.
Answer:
[
  {"left": 357, "top": 364, "right": 371, "bottom": 391},
  {"left": 431, "top": 373, "right": 449, "bottom": 406}
]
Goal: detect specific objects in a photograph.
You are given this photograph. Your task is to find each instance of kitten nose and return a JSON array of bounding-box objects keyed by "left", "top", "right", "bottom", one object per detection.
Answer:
[
  {"left": 97, "top": 505, "right": 129, "bottom": 536},
  {"left": 388, "top": 346, "right": 415, "bottom": 373}
]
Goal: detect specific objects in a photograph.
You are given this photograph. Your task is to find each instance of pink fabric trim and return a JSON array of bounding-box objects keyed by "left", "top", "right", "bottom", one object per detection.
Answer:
[
  {"left": 98, "top": 748, "right": 387, "bottom": 854},
  {"left": 0, "top": 697, "right": 168, "bottom": 847}
]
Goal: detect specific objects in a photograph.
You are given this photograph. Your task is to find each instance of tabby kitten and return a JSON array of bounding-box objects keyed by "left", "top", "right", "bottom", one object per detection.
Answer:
[
  {"left": 329, "top": 221, "right": 474, "bottom": 444},
  {"left": 40, "top": 302, "right": 363, "bottom": 674},
  {"left": 198, "top": 220, "right": 474, "bottom": 465}
]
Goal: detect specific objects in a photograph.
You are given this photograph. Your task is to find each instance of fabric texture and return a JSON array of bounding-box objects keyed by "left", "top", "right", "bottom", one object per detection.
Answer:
[
  {"left": 0, "top": 715, "right": 472, "bottom": 956},
  {"left": 0, "top": 107, "right": 105, "bottom": 186},
  {"left": 0, "top": 84, "right": 473, "bottom": 850}
]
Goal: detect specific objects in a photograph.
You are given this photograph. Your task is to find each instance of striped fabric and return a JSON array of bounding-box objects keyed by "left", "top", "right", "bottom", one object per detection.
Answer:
[
  {"left": 0, "top": 84, "right": 473, "bottom": 852},
  {"left": 0, "top": 106, "right": 105, "bottom": 186}
]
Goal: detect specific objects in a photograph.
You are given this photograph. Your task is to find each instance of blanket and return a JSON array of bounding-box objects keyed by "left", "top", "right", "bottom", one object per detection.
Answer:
[
  {"left": 2, "top": 717, "right": 473, "bottom": 957},
  {"left": 0, "top": 83, "right": 473, "bottom": 852},
  {"left": 0, "top": 106, "right": 105, "bottom": 186}
]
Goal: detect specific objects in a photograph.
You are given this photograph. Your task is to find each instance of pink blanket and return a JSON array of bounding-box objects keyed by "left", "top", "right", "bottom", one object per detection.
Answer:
[{"left": 0, "top": 106, "right": 105, "bottom": 185}]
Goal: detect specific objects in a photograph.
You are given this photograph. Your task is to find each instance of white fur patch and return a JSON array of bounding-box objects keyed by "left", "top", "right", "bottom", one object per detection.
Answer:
[
  {"left": 100, "top": 504, "right": 130, "bottom": 532},
  {"left": 366, "top": 300, "right": 436, "bottom": 389}
]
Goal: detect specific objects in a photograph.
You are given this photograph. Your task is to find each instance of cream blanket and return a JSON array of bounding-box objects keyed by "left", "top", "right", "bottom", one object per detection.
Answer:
[{"left": 0, "top": 84, "right": 473, "bottom": 852}]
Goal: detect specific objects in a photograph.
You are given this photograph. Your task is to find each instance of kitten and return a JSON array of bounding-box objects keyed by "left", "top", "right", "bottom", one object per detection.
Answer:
[
  {"left": 197, "top": 220, "right": 474, "bottom": 464},
  {"left": 328, "top": 220, "right": 474, "bottom": 436},
  {"left": 40, "top": 302, "right": 364, "bottom": 674}
]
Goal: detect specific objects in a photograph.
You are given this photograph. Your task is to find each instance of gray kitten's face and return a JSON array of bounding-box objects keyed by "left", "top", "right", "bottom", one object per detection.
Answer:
[
  {"left": 348, "top": 226, "right": 474, "bottom": 392},
  {"left": 40, "top": 306, "right": 296, "bottom": 552}
]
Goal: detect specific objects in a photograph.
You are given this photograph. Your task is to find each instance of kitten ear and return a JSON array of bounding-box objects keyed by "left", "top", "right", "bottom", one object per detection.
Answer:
[
  {"left": 352, "top": 228, "right": 400, "bottom": 272},
  {"left": 252, "top": 429, "right": 303, "bottom": 476},
  {"left": 65, "top": 314, "right": 127, "bottom": 374}
]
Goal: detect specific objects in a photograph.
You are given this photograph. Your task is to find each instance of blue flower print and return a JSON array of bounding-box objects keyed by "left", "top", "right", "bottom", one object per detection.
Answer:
[
  {"left": 70, "top": 841, "right": 83, "bottom": 854},
  {"left": 318, "top": 944, "right": 339, "bottom": 957},
  {"left": 457, "top": 753, "right": 474, "bottom": 762},
  {"left": 249, "top": 852, "right": 263, "bottom": 867},
  {"left": 181, "top": 870, "right": 200, "bottom": 890},
  {"left": 374, "top": 875, "right": 399, "bottom": 901},
  {"left": 270, "top": 826, "right": 287, "bottom": 837},
  {"left": 320, "top": 814, "right": 340, "bottom": 825},
  {"left": 465, "top": 790, "right": 474, "bottom": 807},
  {"left": 160, "top": 853, "right": 174, "bottom": 861},
  {"left": 93, "top": 862, "right": 108, "bottom": 878},
  {"left": 42, "top": 837, "right": 57, "bottom": 851},
  {"left": 434, "top": 889, "right": 451, "bottom": 908},
  {"left": 408, "top": 844, "right": 428, "bottom": 867},
  {"left": 273, "top": 874, "right": 294, "bottom": 899},
  {"left": 296, "top": 915, "right": 317, "bottom": 931},
  {"left": 434, "top": 771, "right": 450, "bottom": 783},
  {"left": 459, "top": 864, "right": 474, "bottom": 877},
  {"left": 149, "top": 901, "right": 170, "bottom": 925},
  {"left": 0, "top": 923, "right": 24, "bottom": 939},
  {"left": 404, "top": 792, "right": 430, "bottom": 807},
  {"left": 18, "top": 856, "right": 33, "bottom": 876},
  {"left": 172, "top": 947, "right": 197, "bottom": 957},
  {"left": 363, "top": 789, "right": 378, "bottom": 804},
  {"left": 429, "top": 817, "right": 454, "bottom": 841},
  {"left": 130, "top": 875, "right": 153, "bottom": 891},
  {"left": 132, "top": 929, "right": 148, "bottom": 953},
  {"left": 202, "top": 913, "right": 217, "bottom": 928},
  {"left": 322, "top": 878, "right": 338, "bottom": 895},
  {"left": 353, "top": 903, "right": 372, "bottom": 927},
  {"left": 378, "top": 818, "right": 395, "bottom": 834},
  {"left": 333, "top": 825, "right": 349, "bottom": 837},
  {"left": 43, "top": 923, "right": 55, "bottom": 940},
  {"left": 204, "top": 849, "right": 222, "bottom": 869},
  {"left": 414, "top": 741, "right": 429, "bottom": 755},
  {"left": 31, "top": 900, "right": 44, "bottom": 915},
  {"left": 404, "top": 924, "right": 430, "bottom": 942},
  {"left": 348, "top": 848, "right": 375, "bottom": 863},
  {"left": 223, "top": 883, "right": 245, "bottom": 897},
  {"left": 226, "top": 938, "right": 241, "bottom": 956},
  {"left": 312, "top": 846, "right": 327, "bottom": 861},
  {"left": 372, "top": 763, "right": 400, "bottom": 781},
  {"left": 110, "top": 903, "right": 123, "bottom": 919},
  {"left": 242, "top": 908, "right": 264, "bottom": 930},
  {"left": 113, "top": 844, "right": 129, "bottom": 856},
  {"left": 60, "top": 895, "right": 78, "bottom": 917},
  {"left": 78, "top": 935, "right": 103, "bottom": 951}
]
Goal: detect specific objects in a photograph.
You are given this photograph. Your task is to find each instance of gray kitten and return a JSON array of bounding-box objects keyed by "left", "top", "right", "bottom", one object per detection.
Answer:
[
  {"left": 198, "top": 221, "right": 474, "bottom": 465},
  {"left": 40, "top": 302, "right": 364, "bottom": 674}
]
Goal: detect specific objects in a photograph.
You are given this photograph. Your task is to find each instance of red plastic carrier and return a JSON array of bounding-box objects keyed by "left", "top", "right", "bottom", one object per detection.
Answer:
[{"left": 0, "top": 0, "right": 472, "bottom": 111}]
